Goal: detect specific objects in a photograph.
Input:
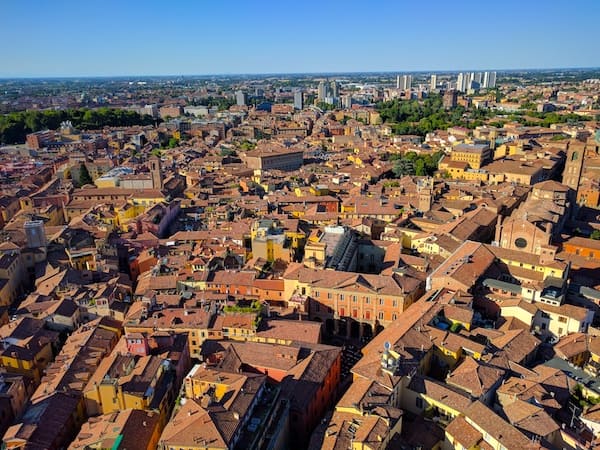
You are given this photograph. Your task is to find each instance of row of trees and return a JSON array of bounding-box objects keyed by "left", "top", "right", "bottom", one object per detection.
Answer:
[
  {"left": 514, "top": 111, "right": 592, "bottom": 127},
  {"left": 376, "top": 95, "right": 492, "bottom": 136},
  {"left": 190, "top": 96, "right": 235, "bottom": 111},
  {"left": 0, "top": 108, "right": 156, "bottom": 144}
]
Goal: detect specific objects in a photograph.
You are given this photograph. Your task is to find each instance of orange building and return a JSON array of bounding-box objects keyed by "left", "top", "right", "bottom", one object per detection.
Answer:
[
  {"left": 219, "top": 340, "right": 341, "bottom": 445},
  {"left": 562, "top": 236, "right": 600, "bottom": 260}
]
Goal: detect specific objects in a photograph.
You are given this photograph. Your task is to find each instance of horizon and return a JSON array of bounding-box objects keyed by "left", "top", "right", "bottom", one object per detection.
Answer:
[
  {"left": 1, "top": 66, "right": 600, "bottom": 81},
  {"left": 1, "top": 0, "right": 598, "bottom": 78}
]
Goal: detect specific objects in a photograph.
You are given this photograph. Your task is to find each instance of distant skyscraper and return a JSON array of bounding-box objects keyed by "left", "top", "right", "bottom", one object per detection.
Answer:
[
  {"left": 235, "top": 90, "right": 247, "bottom": 106},
  {"left": 330, "top": 80, "right": 339, "bottom": 98},
  {"left": 341, "top": 95, "right": 352, "bottom": 109},
  {"left": 430, "top": 74, "right": 437, "bottom": 91},
  {"left": 457, "top": 73, "right": 469, "bottom": 92},
  {"left": 456, "top": 73, "right": 464, "bottom": 92},
  {"left": 474, "top": 72, "right": 483, "bottom": 84},
  {"left": 293, "top": 89, "right": 303, "bottom": 110},
  {"left": 398, "top": 75, "right": 412, "bottom": 91},
  {"left": 483, "top": 71, "right": 497, "bottom": 89},
  {"left": 488, "top": 71, "right": 497, "bottom": 88},
  {"left": 317, "top": 81, "right": 328, "bottom": 101}
]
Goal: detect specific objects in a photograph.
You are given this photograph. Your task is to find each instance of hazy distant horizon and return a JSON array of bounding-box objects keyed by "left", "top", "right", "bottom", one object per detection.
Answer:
[{"left": 1, "top": 66, "right": 599, "bottom": 81}]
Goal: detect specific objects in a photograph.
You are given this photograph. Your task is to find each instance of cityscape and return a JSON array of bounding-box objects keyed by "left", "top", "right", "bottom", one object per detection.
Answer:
[{"left": 1, "top": 1, "right": 600, "bottom": 450}]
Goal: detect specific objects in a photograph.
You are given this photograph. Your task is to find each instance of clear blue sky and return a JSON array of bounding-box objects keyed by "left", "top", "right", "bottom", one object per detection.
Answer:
[{"left": 1, "top": 0, "right": 598, "bottom": 77}]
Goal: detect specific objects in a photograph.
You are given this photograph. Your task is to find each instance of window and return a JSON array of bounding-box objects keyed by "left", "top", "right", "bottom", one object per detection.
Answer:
[
  {"left": 558, "top": 316, "right": 567, "bottom": 323},
  {"left": 379, "top": 298, "right": 384, "bottom": 305},
  {"left": 339, "top": 294, "right": 344, "bottom": 300},
  {"left": 314, "top": 290, "right": 320, "bottom": 297},
  {"left": 392, "top": 313, "right": 397, "bottom": 321},
  {"left": 514, "top": 237, "right": 527, "bottom": 249},
  {"left": 558, "top": 327, "right": 564, "bottom": 335},
  {"left": 365, "top": 297, "right": 370, "bottom": 304},
  {"left": 378, "top": 312, "right": 384, "bottom": 320}
]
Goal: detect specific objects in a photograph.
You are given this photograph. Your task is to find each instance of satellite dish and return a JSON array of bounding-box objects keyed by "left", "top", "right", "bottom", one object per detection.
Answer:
[{"left": 384, "top": 341, "right": 391, "bottom": 351}]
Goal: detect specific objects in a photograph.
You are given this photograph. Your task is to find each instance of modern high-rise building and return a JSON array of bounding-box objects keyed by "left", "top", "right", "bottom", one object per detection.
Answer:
[
  {"left": 341, "top": 95, "right": 352, "bottom": 109},
  {"left": 317, "top": 81, "right": 328, "bottom": 101},
  {"left": 235, "top": 90, "right": 247, "bottom": 106},
  {"left": 397, "top": 75, "right": 412, "bottom": 91},
  {"left": 330, "top": 80, "right": 339, "bottom": 98},
  {"left": 457, "top": 73, "right": 466, "bottom": 92},
  {"left": 293, "top": 89, "right": 303, "bottom": 110},
  {"left": 430, "top": 74, "right": 437, "bottom": 91},
  {"left": 483, "top": 71, "right": 497, "bottom": 89}
]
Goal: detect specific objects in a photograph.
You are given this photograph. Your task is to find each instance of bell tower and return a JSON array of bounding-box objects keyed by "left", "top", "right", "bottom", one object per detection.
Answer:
[{"left": 149, "top": 155, "right": 162, "bottom": 189}]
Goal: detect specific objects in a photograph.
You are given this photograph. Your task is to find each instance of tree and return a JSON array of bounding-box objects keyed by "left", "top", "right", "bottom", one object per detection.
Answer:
[
  {"left": 393, "top": 159, "right": 415, "bottom": 177},
  {"left": 0, "top": 108, "right": 156, "bottom": 144},
  {"left": 78, "top": 163, "right": 93, "bottom": 186},
  {"left": 591, "top": 230, "right": 600, "bottom": 240},
  {"left": 415, "top": 159, "right": 426, "bottom": 176}
]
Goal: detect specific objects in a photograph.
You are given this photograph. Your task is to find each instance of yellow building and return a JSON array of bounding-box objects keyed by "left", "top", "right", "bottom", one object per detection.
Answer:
[
  {"left": 0, "top": 318, "right": 58, "bottom": 385},
  {"left": 65, "top": 247, "right": 96, "bottom": 270},
  {"left": 220, "top": 312, "right": 258, "bottom": 341},
  {"left": 84, "top": 354, "right": 168, "bottom": 416},
  {"left": 184, "top": 365, "right": 249, "bottom": 400},
  {"left": 449, "top": 143, "right": 491, "bottom": 170},
  {"left": 309, "top": 184, "right": 329, "bottom": 196},
  {"left": 250, "top": 219, "right": 302, "bottom": 262},
  {"left": 114, "top": 202, "right": 146, "bottom": 231},
  {"left": 490, "top": 246, "right": 568, "bottom": 281}
]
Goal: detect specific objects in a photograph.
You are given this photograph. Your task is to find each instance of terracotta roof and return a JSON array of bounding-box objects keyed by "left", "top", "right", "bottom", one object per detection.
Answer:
[
  {"left": 408, "top": 376, "right": 473, "bottom": 413},
  {"left": 446, "top": 357, "right": 505, "bottom": 398},
  {"left": 463, "top": 401, "right": 533, "bottom": 449},
  {"left": 256, "top": 318, "right": 322, "bottom": 344},
  {"left": 445, "top": 415, "right": 482, "bottom": 449},
  {"left": 502, "top": 398, "right": 560, "bottom": 438}
]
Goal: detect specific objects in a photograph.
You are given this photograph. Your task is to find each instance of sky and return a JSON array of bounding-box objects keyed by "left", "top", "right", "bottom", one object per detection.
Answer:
[{"left": 1, "top": 0, "right": 599, "bottom": 77}]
